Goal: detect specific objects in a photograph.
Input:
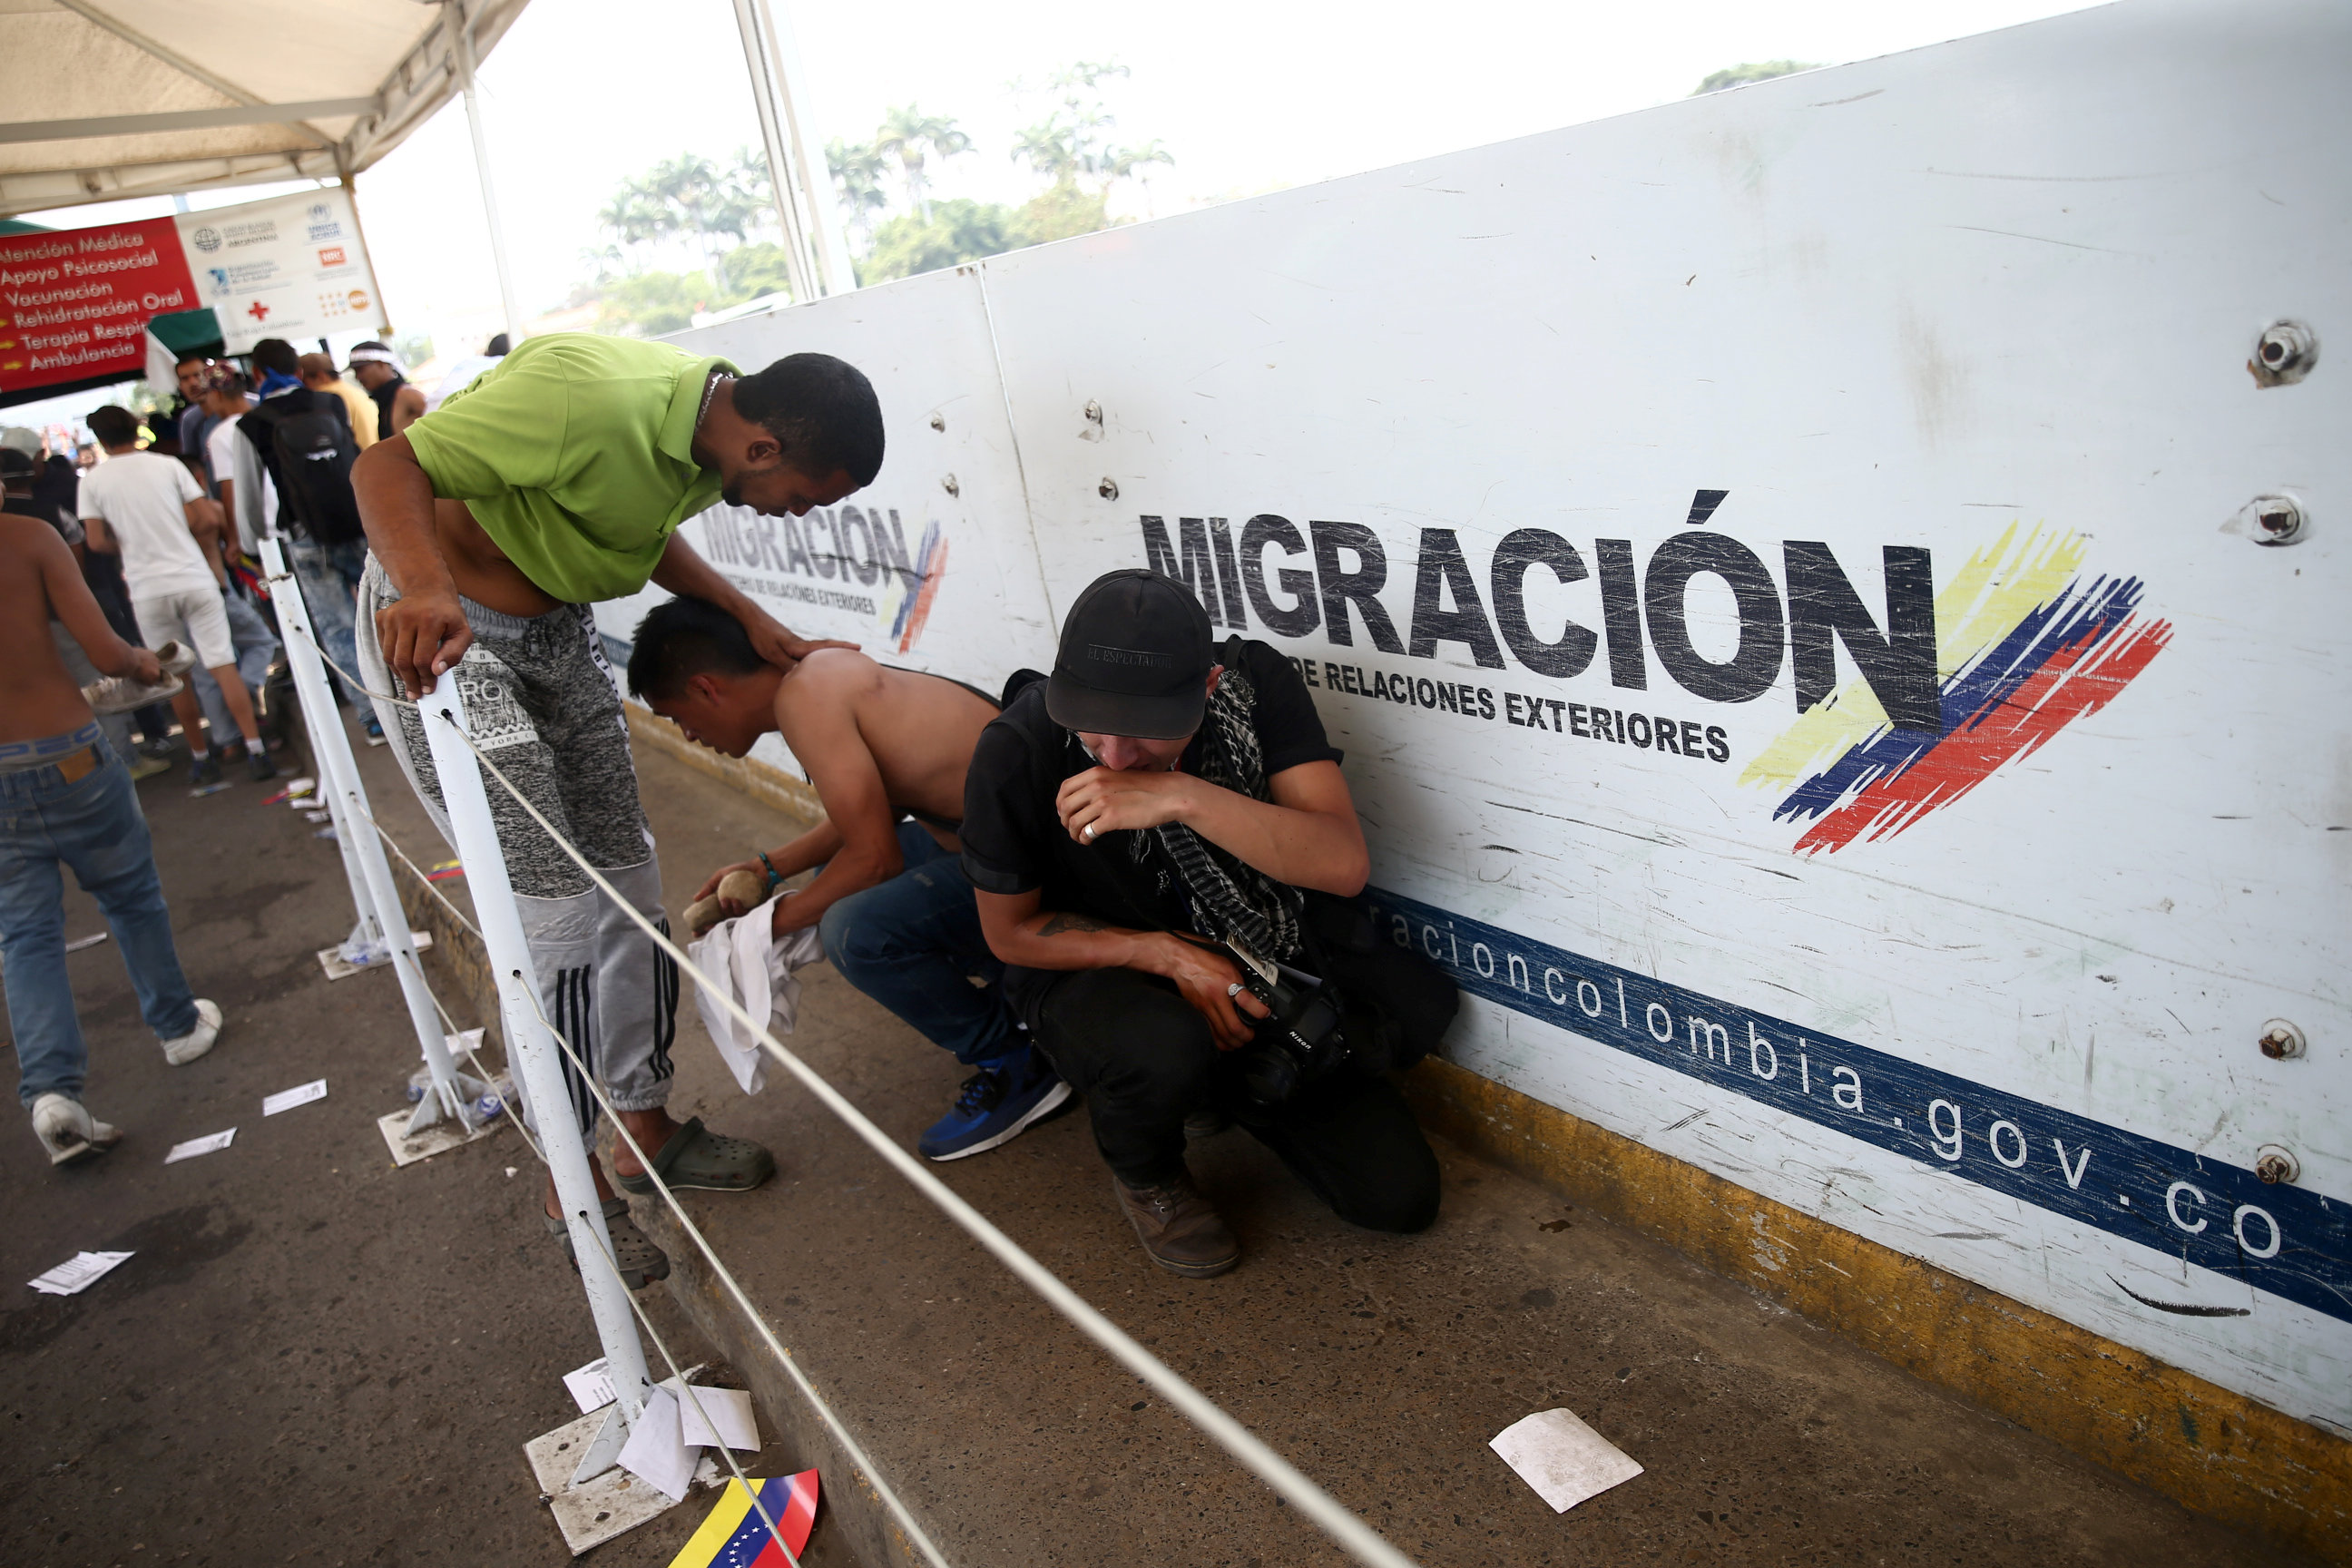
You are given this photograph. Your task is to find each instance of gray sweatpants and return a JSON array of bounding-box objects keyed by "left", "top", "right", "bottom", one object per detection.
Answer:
[{"left": 356, "top": 556, "right": 678, "bottom": 1134}]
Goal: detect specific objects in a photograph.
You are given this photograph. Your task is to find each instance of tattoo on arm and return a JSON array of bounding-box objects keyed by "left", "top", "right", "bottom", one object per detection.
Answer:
[{"left": 1037, "top": 912, "right": 1111, "bottom": 937}]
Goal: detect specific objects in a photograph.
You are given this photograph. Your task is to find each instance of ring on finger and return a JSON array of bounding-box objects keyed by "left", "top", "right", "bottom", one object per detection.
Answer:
[
  {"left": 1081, "top": 822, "right": 1096, "bottom": 841},
  {"left": 1225, "top": 981, "right": 1244, "bottom": 998}
]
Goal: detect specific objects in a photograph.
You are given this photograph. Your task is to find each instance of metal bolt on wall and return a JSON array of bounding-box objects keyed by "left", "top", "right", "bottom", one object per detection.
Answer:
[
  {"left": 2249, "top": 318, "right": 2318, "bottom": 387},
  {"left": 2229, "top": 492, "right": 2308, "bottom": 546},
  {"left": 2259, "top": 1019, "right": 2307, "bottom": 1060}
]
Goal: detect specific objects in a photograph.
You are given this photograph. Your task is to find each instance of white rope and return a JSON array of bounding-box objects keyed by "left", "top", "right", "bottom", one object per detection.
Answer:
[
  {"left": 431, "top": 710, "right": 1423, "bottom": 1568},
  {"left": 302, "top": 621, "right": 1423, "bottom": 1567},
  {"left": 358, "top": 802, "right": 484, "bottom": 942},
  {"left": 292, "top": 626, "right": 945, "bottom": 1560},
  {"left": 429, "top": 1007, "right": 805, "bottom": 1561},
  {"left": 514, "top": 981, "right": 940, "bottom": 1567},
  {"left": 573, "top": 1216, "right": 804, "bottom": 1567}
]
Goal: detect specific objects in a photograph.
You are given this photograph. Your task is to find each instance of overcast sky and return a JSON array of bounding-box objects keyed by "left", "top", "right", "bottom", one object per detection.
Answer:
[{"left": 14, "top": 0, "right": 2101, "bottom": 425}]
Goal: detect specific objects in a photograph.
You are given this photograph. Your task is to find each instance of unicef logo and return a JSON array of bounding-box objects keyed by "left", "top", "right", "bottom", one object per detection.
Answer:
[
  {"left": 191, "top": 227, "right": 222, "bottom": 253},
  {"left": 307, "top": 201, "right": 331, "bottom": 223}
]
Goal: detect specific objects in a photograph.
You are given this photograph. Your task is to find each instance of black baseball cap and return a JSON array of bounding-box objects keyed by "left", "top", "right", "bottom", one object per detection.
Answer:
[{"left": 1044, "top": 570, "right": 1215, "bottom": 740}]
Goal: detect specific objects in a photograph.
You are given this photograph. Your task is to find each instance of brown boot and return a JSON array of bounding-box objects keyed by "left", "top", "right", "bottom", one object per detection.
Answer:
[{"left": 1112, "top": 1171, "right": 1240, "bottom": 1278}]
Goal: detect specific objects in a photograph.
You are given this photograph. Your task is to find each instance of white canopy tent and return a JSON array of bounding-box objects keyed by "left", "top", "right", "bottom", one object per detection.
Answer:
[
  {"left": 0, "top": 0, "right": 532, "bottom": 214},
  {"left": 0, "top": 0, "right": 849, "bottom": 329}
]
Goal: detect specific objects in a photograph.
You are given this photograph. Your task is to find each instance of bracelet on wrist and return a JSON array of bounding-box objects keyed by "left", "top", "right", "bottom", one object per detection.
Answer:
[{"left": 757, "top": 849, "right": 782, "bottom": 887}]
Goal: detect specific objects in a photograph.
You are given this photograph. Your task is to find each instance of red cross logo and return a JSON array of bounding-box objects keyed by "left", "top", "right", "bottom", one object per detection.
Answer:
[{"left": 246, "top": 300, "right": 270, "bottom": 322}]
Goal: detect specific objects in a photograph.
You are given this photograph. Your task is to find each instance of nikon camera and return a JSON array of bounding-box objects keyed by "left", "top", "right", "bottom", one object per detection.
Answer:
[{"left": 1228, "top": 941, "right": 1350, "bottom": 1108}]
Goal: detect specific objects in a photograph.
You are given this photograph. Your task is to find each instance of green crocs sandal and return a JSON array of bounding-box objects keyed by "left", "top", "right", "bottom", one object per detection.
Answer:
[
  {"left": 546, "top": 1196, "right": 671, "bottom": 1289},
  {"left": 613, "top": 1117, "right": 776, "bottom": 1196}
]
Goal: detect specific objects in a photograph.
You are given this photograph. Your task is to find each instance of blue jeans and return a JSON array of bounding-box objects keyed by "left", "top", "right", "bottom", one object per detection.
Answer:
[
  {"left": 818, "top": 822, "right": 1016, "bottom": 1067},
  {"left": 189, "top": 584, "right": 279, "bottom": 744},
  {"left": 0, "top": 733, "right": 199, "bottom": 1108},
  {"left": 287, "top": 535, "right": 368, "bottom": 694}
]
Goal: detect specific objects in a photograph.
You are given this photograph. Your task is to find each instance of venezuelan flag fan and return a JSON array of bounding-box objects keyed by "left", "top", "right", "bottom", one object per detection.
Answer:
[{"left": 666, "top": 1471, "right": 818, "bottom": 1567}]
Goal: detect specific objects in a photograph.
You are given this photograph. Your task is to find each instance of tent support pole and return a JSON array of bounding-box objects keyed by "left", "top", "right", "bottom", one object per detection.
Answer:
[
  {"left": 729, "top": 0, "right": 853, "bottom": 299},
  {"left": 455, "top": 0, "right": 524, "bottom": 344}
]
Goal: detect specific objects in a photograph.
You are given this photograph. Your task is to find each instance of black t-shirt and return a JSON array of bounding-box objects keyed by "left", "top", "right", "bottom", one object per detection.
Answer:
[
  {"left": 959, "top": 639, "right": 1343, "bottom": 1022},
  {"left": 367, "top": 375, "right": 406, "bottom": 442}
]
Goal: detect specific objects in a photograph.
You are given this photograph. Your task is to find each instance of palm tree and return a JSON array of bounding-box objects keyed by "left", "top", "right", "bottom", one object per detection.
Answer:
[
  {"left": 1012, "top": 115, "right": 1086, "bottom": 190},
  {"left": 598, "top": 178, "right": 671, "bottom": 256},
  {"left": 1009, "top": 64, "right": 1171, "bottom": 202},
  {"left": 730, "top": 146, "right": 779, "bottom": 240},
  {"left": 644, "top": 153, "right": 759, "bottom": 290},
  {"left": 873, "top": 106, "right": 971, "bottom": 223},
  {"left": 826, "top": 138, "right": 892, "bottom": 245}
]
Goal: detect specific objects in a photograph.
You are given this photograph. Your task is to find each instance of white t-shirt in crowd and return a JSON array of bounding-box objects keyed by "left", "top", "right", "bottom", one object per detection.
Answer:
[
  {"left": 207, "top": 412, "right": 276, "bottom": 554},
  {"left": 77, "top": 448, "right": 212, "bottom": 600}
]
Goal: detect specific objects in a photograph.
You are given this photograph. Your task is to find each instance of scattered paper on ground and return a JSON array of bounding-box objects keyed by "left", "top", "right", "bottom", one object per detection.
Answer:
[
  {"left": 1490, "top": 1406, "right": 1642, "bottom": 1512},
  {"left": 317, "top": 929, "right": 432, "bottom": 981},
  {"left": 63, "top": 932, "right": 109, "bottom": 954},
  {"left": 665, "top": 1471, "right": 819, "bottom": 1568},
  {"left": 262, "top": 1079, "right": 328, "bottom": 1116},
  {"left": 564, "top": 1356, "right": 616, "bottom": 1415},
  {"left": 669, "top": 1382, "right": 759, "bottom": 1452},
  {"left": 616, "top": 1387, "right": 696, "bottom": 1501},
  {"left": 162, "top": 1128, "right": 236, "bottom": 1164},
  {"left": 29, "top": 1250, "right": 133, "bottom": 1295}
]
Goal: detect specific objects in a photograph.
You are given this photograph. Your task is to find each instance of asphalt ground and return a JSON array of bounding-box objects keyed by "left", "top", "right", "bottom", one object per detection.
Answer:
[
  {"left": 618, "top": 738, "right": 2312, "bottom": 1568},
  {"left": 0, "top": 704, "right": 2311, "bottom": 1568},
  {"left": 0, "top": 714, "right": 855, "bottom": 1568}
]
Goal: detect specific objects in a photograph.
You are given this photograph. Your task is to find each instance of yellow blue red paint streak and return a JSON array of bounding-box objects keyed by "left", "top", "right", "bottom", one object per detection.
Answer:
[{"left": 1743, "top": 525, "right": 2171, "bottom": 853}]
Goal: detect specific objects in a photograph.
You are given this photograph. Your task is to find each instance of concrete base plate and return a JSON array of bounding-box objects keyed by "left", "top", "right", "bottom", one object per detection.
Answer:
[
  {"left": 525, "top": 1406, "right": 715, "bottom": 1556},
  {"left": 317, "top": 929, "right": 433, "bottom": 981},
  {"left": 376, "top": 1104, "right": 503, "bottom": 1166}
]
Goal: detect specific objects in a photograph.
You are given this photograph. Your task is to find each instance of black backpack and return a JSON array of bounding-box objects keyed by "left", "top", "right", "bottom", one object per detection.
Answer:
[{"left": 270, "top": 402, "right": 365, "bottom": 544}]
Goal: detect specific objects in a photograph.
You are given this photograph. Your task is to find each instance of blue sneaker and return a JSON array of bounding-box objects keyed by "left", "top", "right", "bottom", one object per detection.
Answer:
[{"left": 919, "top": 1044, "right": 1072, "bottom": 1161}]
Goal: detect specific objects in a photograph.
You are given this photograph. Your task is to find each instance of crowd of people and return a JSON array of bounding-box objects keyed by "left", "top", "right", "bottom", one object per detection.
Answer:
[
  {"left": 7, "top": 328, "right": 1457, "bottom": 1283},
  {"left": 0, "top": 335, "right": 489, "bottom": 1162}
]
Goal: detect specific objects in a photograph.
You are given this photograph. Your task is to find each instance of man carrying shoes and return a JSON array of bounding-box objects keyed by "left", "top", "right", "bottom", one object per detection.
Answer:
[
  {"left": 961, "top": 571, "right": 1455, "bottom": 1278},
  {"left": 1, "top": 491, "right": 223, "bottom": 1164},
  {"left": 352, "top": 333, "right": 884, "bottom": 1288}
]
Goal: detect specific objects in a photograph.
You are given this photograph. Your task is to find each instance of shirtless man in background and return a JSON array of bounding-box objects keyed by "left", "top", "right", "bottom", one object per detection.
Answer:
[
  {"left": 627, "top": 594, "right": 1071, "bottom": 1161},
  {"left": 0, "top": 510, "right": 222, "bottom": 1165}
]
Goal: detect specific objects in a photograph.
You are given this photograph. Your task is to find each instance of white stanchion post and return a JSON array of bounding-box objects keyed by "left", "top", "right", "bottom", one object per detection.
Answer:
[
  {"left": 260, "top": 540, "right": 485, "bottom": 1135},
  {"left": 414, "top": 671, "right": 653, "bottom": 1475},
  {"left": 262, "top": 535, "right": 377, "bottom": 933},
  {"left": 267, "top": 551, "right": 375, "bottom": 948}
]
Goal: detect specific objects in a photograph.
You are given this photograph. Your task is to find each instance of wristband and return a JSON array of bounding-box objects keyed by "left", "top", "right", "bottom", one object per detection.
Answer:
[{"left": 757, "top": 849, "right": 782, "bottom": 887}]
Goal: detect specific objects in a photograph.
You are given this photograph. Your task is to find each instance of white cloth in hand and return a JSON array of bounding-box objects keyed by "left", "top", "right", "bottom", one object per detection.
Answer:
[{"left": 689, "top": 890, "right": 824, "bottom": 1095}]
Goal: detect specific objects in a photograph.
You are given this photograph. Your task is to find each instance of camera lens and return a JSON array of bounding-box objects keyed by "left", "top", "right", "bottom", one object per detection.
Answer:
[{"left": 1240, "top": 1044, "right": 1299, "bottom": 1108}]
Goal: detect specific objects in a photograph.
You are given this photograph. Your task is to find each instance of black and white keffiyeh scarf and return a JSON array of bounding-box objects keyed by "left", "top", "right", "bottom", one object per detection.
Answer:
[{"left": 1129, "top": 662, "right": 1306, "bottom": 961}]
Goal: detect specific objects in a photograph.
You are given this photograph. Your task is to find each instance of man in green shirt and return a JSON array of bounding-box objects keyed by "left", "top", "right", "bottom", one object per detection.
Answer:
[{"left": 350, "top": 334, "right": 884, "bottom": 1288}]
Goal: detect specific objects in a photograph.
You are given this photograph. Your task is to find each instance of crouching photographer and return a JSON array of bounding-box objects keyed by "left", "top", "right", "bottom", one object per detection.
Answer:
[{"left": 962, "top": 570, "right": 1457, "bottom": 1278}]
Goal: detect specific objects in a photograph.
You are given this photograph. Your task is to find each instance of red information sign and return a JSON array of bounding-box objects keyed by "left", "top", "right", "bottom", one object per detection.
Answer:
[{"left": 0, "top": 221, "right": 201, "bottom": 397}]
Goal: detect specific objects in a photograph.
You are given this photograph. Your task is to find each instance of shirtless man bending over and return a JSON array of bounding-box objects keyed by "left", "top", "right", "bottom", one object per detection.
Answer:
[
  {"left": 628, "top": 595, "right": 1071, "bottom": 1161},
  {"left": 0, "top": 510, "right": 222, "bottom": 1164},
  {"left": 353, "top": 334, "right": 880, "bottom": 1287}
]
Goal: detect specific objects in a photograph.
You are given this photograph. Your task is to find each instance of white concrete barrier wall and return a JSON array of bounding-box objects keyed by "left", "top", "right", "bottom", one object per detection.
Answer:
[{"left": 605, "top": 0, "right": 2348, "bottom": 1432}]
